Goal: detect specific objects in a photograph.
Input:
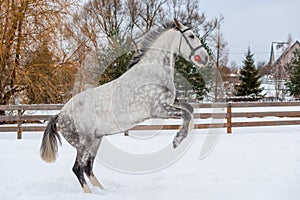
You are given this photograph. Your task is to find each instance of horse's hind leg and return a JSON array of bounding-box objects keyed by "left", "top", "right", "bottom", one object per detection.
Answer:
[
  {"left": 72, "top": 152, "right": 92, "bottom": 193},
  {"left": 84, "top": 156, "right": 105, "bottom": 190}
]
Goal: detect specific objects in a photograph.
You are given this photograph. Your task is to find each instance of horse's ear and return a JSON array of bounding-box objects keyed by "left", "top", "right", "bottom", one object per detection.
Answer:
[{"left": 174, "top": 18, "right": 184, "bottom": 30}]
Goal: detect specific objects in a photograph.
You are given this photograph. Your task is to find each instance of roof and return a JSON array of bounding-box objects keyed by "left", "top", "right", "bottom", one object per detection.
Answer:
[
  {"left": 269, "top": 42, "right": 290, "bottom": 64},
  {"left": 269, "top": 40, "right": 300, "bottom": 65}
]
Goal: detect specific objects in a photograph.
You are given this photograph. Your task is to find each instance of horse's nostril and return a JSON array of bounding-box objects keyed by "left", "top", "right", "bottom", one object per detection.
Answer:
[{"left": 202, "top": 55, "right": 208, "bottom": 65}]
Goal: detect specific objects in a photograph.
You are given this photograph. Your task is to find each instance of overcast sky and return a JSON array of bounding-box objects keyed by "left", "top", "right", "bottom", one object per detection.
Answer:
[{"left": 200, "top": 0, "right": 300, "bottom": 66}]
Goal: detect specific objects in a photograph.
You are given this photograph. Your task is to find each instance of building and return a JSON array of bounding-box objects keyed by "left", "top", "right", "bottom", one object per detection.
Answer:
[{"left": 265, "top": 40, "right": 300, "bottom": 99}]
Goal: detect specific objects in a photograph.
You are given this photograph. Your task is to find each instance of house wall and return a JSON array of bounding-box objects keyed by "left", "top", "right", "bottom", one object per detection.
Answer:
[{"left": 272, "top": 42, "right": 300, "bottom": 80}]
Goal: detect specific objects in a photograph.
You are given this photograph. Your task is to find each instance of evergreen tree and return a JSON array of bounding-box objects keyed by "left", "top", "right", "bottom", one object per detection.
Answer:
[
  {"left": 236, "top": 47, "right": 262, "bottom": 96},
  {"left": 98, "top": 51, "right": 134, "bottom": 85},
  {"left": 174, "top": 56, "right": 207, "bottom": 100},
  {"left": 200, "top": 37, "right": 213, "bottom": 57},
  {"left": 285, "top": 49, "right": 300, "bottom": 98},
  {"left": 96, "top": 33, "right": 134, "bottom": 86},
  {"left": 173, "top": 36, "right": 210, "bottom": 101}
]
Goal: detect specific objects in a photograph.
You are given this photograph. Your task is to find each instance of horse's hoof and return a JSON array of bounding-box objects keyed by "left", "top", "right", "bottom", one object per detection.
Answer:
[
  {"left": 173, "top": 131, "right": 187, "bottom": 149},
  {"left": 83, "top": 184, "right": 92, "bottom": 193},
  {"left": 173, "top": 139, "right": 179, "bottom": 149}
]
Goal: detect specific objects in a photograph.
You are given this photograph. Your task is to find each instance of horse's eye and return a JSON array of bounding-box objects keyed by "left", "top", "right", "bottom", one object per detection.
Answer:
[{"left": 189, "top": 34, "right": 195, "bottom": 39}]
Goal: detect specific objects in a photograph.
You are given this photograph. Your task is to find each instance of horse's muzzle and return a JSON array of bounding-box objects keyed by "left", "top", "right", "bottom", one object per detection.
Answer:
[{"left": 192, "top": 52, "right": 209, "bottom": 66}]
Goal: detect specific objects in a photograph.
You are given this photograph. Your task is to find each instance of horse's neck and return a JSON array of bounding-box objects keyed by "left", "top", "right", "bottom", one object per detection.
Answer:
[
  {"left": 141, "top": 48, "right": 176, "bottom": 66},
  {"left": 142, "top": 32, "right": 177, "bottom": 65},
  {"left": 137, "top": 30, "right": 179, "bottom": 76}
]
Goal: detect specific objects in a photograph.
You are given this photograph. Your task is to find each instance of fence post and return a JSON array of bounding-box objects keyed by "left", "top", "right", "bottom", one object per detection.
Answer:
[
  {"left": 124, "top": 130, "right": 129, "bottom": 136},
  {"left": 17, "top": 109, "right": 22, "bottom": 139},
  {"left": 227, "top": 102, "right": 232, "bottom": 134}
]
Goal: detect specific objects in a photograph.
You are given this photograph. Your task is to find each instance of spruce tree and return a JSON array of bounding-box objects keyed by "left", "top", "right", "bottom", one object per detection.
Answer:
[
  {"left": 174, "top": 37, "right": 211, "bottom": 101},
  {"left": 285, "top": 49, "right": 300, "bottom": 98},
  {"left": 99, "top": 51, "right": 134, "bottom": 85},
  {"left": 236, "top": 47, "right": 262, "bottom": 96},
  {"left": 174, "top": 56, "right": 207, "bottom": 100}
]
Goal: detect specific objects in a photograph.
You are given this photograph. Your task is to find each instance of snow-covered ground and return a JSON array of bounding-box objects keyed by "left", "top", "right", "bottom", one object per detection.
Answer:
[{"left": 1, "top": 124, "right": 300, "bottom": 200}]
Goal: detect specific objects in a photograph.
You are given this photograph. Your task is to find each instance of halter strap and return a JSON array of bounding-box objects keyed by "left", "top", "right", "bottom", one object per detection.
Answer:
[
  {"left": 175, "top": 27, "right": 191, "bottom": 33},
  {"left": 176, "top": 27, "right": 204, "bottom": 60}
]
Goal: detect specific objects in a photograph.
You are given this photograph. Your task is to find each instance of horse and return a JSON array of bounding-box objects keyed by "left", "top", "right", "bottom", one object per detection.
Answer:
[{"left": 40, "top": 18, "right": 209, "bottom": 193}]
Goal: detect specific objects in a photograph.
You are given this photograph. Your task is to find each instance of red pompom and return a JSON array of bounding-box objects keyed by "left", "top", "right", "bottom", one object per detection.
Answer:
[{"left": 194, "top": 55, "right": 201, "bottom": 62}]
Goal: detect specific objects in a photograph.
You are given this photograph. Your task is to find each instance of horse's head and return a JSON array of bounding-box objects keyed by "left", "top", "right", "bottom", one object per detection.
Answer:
[{"left": 173, "top": 18, "right": 209, "bottom": 67}]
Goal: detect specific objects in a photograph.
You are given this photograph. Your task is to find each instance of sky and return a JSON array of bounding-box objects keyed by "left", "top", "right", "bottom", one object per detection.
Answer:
[{"left": 200, "top": 0, "right": 300, "bottom": 66}]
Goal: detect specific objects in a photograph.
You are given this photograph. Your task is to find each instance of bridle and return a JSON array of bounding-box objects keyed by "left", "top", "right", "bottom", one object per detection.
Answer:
[{"left": 176, "top": 27, "right": 204, "bottom": 61}]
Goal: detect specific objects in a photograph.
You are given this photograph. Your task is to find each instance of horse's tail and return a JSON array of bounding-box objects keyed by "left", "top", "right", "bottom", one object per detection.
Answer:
[{"left": 40, "top": 115, "right": 61, "bottom": 163}]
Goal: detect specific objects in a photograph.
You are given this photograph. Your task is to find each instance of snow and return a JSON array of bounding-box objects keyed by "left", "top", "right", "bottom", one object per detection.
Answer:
[
  {"left": 1, "top": 124, "right": 300, "bottom": 200},
  {"left": 260, "top": 83, "right": 276, "bottom": 97}
]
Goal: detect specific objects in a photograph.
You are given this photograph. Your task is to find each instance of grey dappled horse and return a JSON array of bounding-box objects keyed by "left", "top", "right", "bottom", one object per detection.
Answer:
[{"left": 40, "top": 19, "right": 209, "bottom": 193}]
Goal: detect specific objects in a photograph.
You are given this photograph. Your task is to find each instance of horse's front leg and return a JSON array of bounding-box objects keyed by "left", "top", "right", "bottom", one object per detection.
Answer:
[
  {"left": 150, "top": 103, "right": 193, "bottom": 148},
  {"left": 173, "top": 102, "right": 194, "bottom": 143}
]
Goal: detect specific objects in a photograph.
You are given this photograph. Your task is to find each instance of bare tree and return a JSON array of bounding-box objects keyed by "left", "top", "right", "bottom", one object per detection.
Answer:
[
  {"left": 167, "top": 0, "right": 204, "bottom": 27},
  {"left": 136, "top": 0, "right": 167, "bottom": 33},
  {"left": 73, "top": 0, "right": 130, "bottom": 48},
  {"left": 126, "top": 0, "right": 141, "bottom": 42},
  {"left": 0, "top": 0, "right": 79, "bottom": 105}
]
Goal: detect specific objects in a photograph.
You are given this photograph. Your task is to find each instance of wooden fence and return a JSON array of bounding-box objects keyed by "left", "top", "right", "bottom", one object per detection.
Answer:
[
  {"left": 1, "top": 102, "right": 300, "bottom": 139},
  {"left": 0, "top": 104, "right": 62, "bottom": 139}
]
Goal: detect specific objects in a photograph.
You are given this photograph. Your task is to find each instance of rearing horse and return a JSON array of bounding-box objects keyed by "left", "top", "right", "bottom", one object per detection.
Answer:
[{"left": 40, "top": 19, "right": 209, "bottom": 193}]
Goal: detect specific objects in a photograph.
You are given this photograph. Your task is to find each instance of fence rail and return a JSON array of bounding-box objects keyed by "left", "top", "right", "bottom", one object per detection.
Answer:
[
  {"left": 1, "top": 102, "right": 300, "bottom": 139},
  {"left": 0, "top": 104, "right": 62, "bottom": 139}
]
